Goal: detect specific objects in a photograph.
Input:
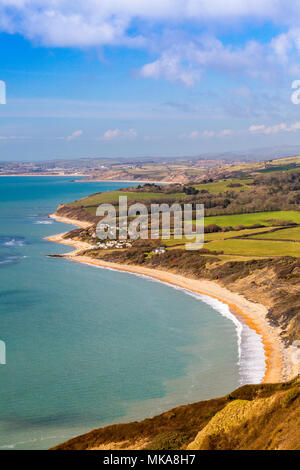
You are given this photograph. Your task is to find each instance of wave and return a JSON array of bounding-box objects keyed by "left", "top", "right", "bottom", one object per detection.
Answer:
[
  {"left": 34, "top": 220, "right": 53, "bottom": 225},
  {"left": 0, "top": 236, "right": 27, "bottom": 247},
  {"left": 85, "top": 263, "right": 266, "bottom": 385},
  {"left": 178, "top": 288, "right": 265, "bottom": 385},
  {"left": 0, "top": 433, "right": 69, "bottom": 450},
  {"left": 0, "top": 254, "right": 26, "bottom": 266}
]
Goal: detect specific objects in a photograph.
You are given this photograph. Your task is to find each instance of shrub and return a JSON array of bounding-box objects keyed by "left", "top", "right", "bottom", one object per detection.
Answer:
[
  {"left": 205, "top": 224, "right": 222, "bottom": 233},
  {"left": 282, "top": 387, "right": 300, "bottom": 408},
  {"left": 144, "top": 432, "right": 190, "bottom": 450}
]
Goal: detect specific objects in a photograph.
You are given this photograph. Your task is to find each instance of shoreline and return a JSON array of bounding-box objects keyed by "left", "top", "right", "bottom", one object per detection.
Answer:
[
  {"left": 0, "top": 175, "right": 178, "bottom": 184},
  {"left": 0, "top": 174, "right": 88, "bottom": 177},
  {"left": 46, "top": 213, "right": 287, "bottom": 384},
  {"left": 73, "top": 179, "right": 179, "bottom": 184}
]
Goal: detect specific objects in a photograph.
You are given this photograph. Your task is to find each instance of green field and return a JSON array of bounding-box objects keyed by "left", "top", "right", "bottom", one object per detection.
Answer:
[
  {"left": 71, "top": 190, "right": 184, "bottom": 207},
  {"left": 185, "top": 169, "right": 205, "bottom": 176},
  {"left": 252, "top": 226, "right": 300, "bottom": 241},
  {"left": 69, "top": 188, "right": 300, "bottom": 258},
  {"left": 163, "top": 224, "right": 300, "bottom": 257},
  {"left": 164, "top": 234, "right": 300, "bottom": 257},
  {"left": 258, "top": 164, "right": 300, "bottom": 174},
  {"left": 162, "top": 219, "right": 300, "bottom": 257},
  {"left": 206, "top": 238, "right": 300, "bottom": 257},
  {"left": 193, "top": 178, "right": 252, "bottom": 193},
  {"left": 204, "top": 226, "right": 276, "bottom": 240},
  {"left": 271, "top": 156, "right": 300, "bottom": 165},
  {"left": 201, "top": 211, "right": 300, "bottom": 227},
  {"left": 163, "top": 227, "right": 276, "bottom": 246}
]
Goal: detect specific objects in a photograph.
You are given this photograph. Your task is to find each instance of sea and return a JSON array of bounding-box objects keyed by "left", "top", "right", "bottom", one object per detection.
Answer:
[{"left": 0, "top": 176, "right": 265, "bottom": 450}]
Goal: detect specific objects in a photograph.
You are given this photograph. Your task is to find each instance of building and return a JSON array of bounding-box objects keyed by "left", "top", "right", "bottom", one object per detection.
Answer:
[{"left": 154, "top": 247, "right": 166, "bottom": 254}]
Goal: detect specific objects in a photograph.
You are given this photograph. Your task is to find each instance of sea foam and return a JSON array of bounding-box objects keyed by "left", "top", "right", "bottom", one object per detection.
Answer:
[
  {"left": 0, "top": 236, "right": 27, "bottom": 247},
  {"left": 87, "top": 263, "right": 266, "bottom": 385},
  {"left": 34, "top": 220, "right": 53, "bottom": 225}
]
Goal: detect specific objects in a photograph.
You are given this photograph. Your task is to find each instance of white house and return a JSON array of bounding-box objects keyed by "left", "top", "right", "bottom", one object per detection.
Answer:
[{"left": 154, "top": 247, "right": 166, "bottom": 254}]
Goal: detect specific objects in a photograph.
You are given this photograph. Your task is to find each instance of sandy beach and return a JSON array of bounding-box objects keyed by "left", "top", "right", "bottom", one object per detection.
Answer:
[
  {"left": 0, "top": 173, "right": 87, "bottom": 177},
  {"left": 48, "top": 213, "right": 92, "bottom": 229},
  {"left": 72, "top": 257, "right": 286, "bottom": 383},
  {"left": 73, "top": 179, "right": 179, "bottom": 184},
  {"left": 0, "top": 175, "right": 178, "bottom": 184},
  {"left": 45, "top": 212, "right": 289, "bottom": 385}
]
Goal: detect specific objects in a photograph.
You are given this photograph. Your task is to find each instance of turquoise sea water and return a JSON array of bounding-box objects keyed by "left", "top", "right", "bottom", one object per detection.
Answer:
[{"left": 0, "top": 177, "right": 263, "bottom": 450}]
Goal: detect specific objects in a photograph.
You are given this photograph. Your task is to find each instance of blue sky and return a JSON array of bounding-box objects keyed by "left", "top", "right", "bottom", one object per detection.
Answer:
[{"left": 1, "top": 1, "right": 300, "bottom": 161}]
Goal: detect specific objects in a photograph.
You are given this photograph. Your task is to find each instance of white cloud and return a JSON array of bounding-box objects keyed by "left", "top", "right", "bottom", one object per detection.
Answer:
[
  {"left": 101, "top": 128, "right": 137, "bottom": 140},
  {"left": 0, "top": 1, "right": 298, "bottom": 50},
  {"left": 188, "top": 130, "right": 200, "bottom": 139},
  {"left": 220, "top": 129, "right": 234, "bottom": 136},
  {"left": 249, "top": 125, "right": 266, "bottom": 133},
  {"left": 181, "top": 129, "right": 216, "bottom": 139},
  {"left": 139, "top": 34, "right": 281, "bottom": 85},
  {"left": 2, "top": 1, "right": 300, "bottom": 86},
  {"left": 0, "top": 135, "right": 28, "bottom": 140},
  {"left": 288, "top": 121, "right": 300, "bottom": 131},
  {"left": 67, "top": 129, "right": 83, "bottom": 141},
  {"left": 249, "top": 121, "right": 300, "bottom": 134},
  {"left": 203, "top": 130, "right": 215, "bottom": 138},
  {"left": 140, "top": 53, "right": 200, "bottom": 87}
]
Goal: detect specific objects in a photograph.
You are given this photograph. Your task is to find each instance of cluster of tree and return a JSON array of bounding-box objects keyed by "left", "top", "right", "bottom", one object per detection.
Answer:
[
  {"left": 183, "top": 186, "right": 199, "bottom": 195},
  {"left": 227, "top": 182, "right": 243, "bottom": 188}
]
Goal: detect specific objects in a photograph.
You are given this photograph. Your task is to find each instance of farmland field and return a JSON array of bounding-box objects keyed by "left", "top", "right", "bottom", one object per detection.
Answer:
[
  {"left": 164, "top": 227, "right": 300, "bottom": 257},
  {"left": 163, "top": 227, "right": 276, "bottom": 246},
  {"left": 252, "top": 226, "right": 300, "bottom": 241},
  {"left": 206, "top": 238, "right": 300, "bottom": 257},
  {"left": 193, "top": 178, "right": 252, "bottom": 193},
  {"left": 201, "top": 211, "right": 300, "bottom": 227},
  {"left": 71, "top": 190, "right": 185, "bottom": 207}
]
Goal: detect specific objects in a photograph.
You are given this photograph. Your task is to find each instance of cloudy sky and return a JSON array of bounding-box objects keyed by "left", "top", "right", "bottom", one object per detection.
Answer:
[{"left": 1, "top": 1, "right": 300, "bottom": 160}]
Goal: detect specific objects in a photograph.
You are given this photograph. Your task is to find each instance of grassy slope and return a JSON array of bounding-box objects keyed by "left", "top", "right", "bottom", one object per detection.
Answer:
[
  {"left": 57, "top": 186, "right": 300, "bottom": 258},
  {"left": 70, "top": 191, "right": 184, "bottom": 207},
  {"left": 253, "top": 226, "right": 300, "bottom": 241},
  {"left": 52, "top": 377, "right": 300, "bottom": 450},
  {"left": 202, "top": 211, "right": 300, "bottom": 227},
  {"left": 193, "top": 178, "right": 253, "bottom": 193},
  {"left": 206, "top": 238, "right": 300, "bottom": 257}
]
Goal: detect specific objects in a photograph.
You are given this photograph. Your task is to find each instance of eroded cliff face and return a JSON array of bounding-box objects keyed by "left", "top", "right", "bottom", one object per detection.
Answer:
[
  {"left": 55, "top": 203, "right": 99, "bottom": 224},
  {"left": 52, "top": 377, "right": 300, "bottom": 451}
]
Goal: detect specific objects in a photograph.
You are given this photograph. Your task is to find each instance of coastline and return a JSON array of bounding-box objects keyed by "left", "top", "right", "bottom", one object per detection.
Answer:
[
  {"left": 75, "top": 179, "right": 179, "bottom": 184},
  {"left": 0, "top": 174, "right": 87, "bottom": 177},
  {"left": 0, "top": 175, "right": 178, "bottom": 184},
  {"left": 46, "top": 213, "right": 287, "bottom": 384}
]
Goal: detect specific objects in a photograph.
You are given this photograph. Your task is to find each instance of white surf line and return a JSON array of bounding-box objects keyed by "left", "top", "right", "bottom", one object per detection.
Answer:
[{"left": 75, "top": 261, "right": 266, "bottom": 385}]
